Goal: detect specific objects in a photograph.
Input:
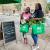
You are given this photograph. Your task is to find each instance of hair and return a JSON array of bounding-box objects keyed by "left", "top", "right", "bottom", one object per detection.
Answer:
[
  {"left": 35, "top": 3, "right": 42, "bottom": 10},
  {"left": 25, "top": 7, "right": 30, "bottom": 13}
]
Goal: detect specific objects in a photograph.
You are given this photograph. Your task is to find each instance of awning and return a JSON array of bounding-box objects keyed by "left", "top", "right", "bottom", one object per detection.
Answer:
[{"left": 0, "top": 0, "right": 21, "bottom": 4}]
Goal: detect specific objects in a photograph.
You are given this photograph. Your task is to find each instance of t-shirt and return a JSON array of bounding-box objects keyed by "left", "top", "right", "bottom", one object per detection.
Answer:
[
  {"left": 22, "top": 12, "right": 31, "bottom": 20},
  {"left": 32, "top": 10, "right": 44, "bottom": 18}
]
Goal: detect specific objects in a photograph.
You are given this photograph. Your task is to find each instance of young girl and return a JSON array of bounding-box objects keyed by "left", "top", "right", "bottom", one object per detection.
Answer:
[
  {"left": 32, "top": 3, "right": 44, "bottom": 50},
  {"left": 20, "top": 7, "right": 31, "bottom": 44}
]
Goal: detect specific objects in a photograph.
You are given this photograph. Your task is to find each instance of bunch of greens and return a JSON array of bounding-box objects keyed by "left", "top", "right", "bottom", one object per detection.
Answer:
[{"left": 29, "top": 19, "right": 36, "bottom": 26}]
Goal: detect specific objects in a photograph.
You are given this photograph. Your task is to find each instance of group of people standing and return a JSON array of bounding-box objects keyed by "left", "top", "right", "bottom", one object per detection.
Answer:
[{"left": 20, "top": 3, "right": 44, "bottom": 50}]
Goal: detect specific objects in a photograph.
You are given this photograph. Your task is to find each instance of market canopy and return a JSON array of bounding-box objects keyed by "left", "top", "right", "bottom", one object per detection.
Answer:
[{"left": 0, "top": 0, "right": 21, "bottom": 4}]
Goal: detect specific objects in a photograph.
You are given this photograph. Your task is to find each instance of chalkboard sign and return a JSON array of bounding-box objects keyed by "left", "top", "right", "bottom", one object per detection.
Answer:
[{"left": 2, "top": 21, "right": 16, "bottom": 43}]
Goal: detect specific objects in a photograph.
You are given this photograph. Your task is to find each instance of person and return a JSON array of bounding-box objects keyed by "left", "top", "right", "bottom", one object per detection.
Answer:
[
  {"left": 20, "top": 7, "right": 31, "bottom": 44},
  {"left": 32, "top": 3, "right": 44, "bottom": 50}
]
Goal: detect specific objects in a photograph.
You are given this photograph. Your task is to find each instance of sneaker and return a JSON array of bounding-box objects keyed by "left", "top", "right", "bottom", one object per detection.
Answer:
[
  {"left": 36, "top": 45, "right": 39, "bottom": 49},
  {"left": 32, "top": 45, "right": 39, "bottom": 50}
]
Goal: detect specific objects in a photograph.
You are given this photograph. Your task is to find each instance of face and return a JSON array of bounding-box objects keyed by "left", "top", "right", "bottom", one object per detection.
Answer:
[{"left": 25, "top": 8, "right": 30, "bottom": 13}]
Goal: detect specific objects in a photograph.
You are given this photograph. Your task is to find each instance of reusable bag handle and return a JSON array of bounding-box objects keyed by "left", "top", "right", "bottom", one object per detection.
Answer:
[
  {"left": 33, "top": 18, "right": 42, "bottom": 20},
  {"left": 33, "top": 18, "right": 42, "bottom": 24}
]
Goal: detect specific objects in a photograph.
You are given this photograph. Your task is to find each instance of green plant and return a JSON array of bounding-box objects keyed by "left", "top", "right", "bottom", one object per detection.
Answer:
[
  {"left": 15, "top": 3, "right": 21, "bottom": 11},
  {"left": 45, "top": 6, "right": 49, "bottom": 13},
  {"left": 29, "top": 19, "right": 36, "bottom": 26},
  {"left": 47, "top": 3, "right": 50, "bottom": 10},
  {"left": 45, "top": 2, "right": 50, "bottom": 13}
]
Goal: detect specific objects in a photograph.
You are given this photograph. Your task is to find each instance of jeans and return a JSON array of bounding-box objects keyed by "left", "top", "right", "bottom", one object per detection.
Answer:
[{"left": 32, "top": 33, "right": 38, "bottom": 45}]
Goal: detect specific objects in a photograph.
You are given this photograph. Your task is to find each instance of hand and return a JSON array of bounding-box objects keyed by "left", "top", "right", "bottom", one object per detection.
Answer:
[
  {"left": 33, "top": 18, "right": 42, "bottom": 20},
  {"left": 25, "top": 19, "right": 29, "bottom": 22}
]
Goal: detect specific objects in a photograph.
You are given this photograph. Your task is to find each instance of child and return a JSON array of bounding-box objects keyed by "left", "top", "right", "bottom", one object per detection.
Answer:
[{"left": 20, "top": 7, "right": 31, "bottom": 44}]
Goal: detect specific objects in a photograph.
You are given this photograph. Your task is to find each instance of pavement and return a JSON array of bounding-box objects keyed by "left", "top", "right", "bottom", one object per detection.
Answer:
[{"left": 0, "top": 34, "right": 50, "bottom": 50}]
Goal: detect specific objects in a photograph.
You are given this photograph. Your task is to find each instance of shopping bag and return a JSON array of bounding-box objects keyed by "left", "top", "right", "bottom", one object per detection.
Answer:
[
  {"left": 32, "top": 23, "right": 45, "bottom": 34},
  {"left": 20, "top": 23, "right": 29, "bottom": 33}
]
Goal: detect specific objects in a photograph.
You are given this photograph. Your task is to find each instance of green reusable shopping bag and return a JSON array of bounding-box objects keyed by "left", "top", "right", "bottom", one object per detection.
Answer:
[
  {"left": 32, "top": 23, "right": 45, "bottom": 34},
  {"left": 20, "top": 23, "right": 29, "bottom": 33}
]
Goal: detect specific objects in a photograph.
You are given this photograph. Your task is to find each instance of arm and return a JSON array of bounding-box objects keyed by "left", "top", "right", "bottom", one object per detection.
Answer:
[
  {"left": 26, "top": 13, "right": 32, "bottom": 22},
  {"left": 33, "top": 10, "right": 44, "bottom": 20},
  {"left": 33, "top": 18, "right": 43, "bottom": 20},
  {"left": 20, "top": 13, "right": 23, "bottom": 24}
]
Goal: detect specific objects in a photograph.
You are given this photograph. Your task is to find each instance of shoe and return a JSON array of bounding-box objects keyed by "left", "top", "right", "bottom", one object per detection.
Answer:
[{"left": 32, "top": 45, "right": 39, "bottom": 50}]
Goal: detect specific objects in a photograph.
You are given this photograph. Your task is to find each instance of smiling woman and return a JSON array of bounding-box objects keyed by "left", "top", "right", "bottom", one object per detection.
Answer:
[{"left": 0, "top": 0, "right": 21, "bottom": 4}]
